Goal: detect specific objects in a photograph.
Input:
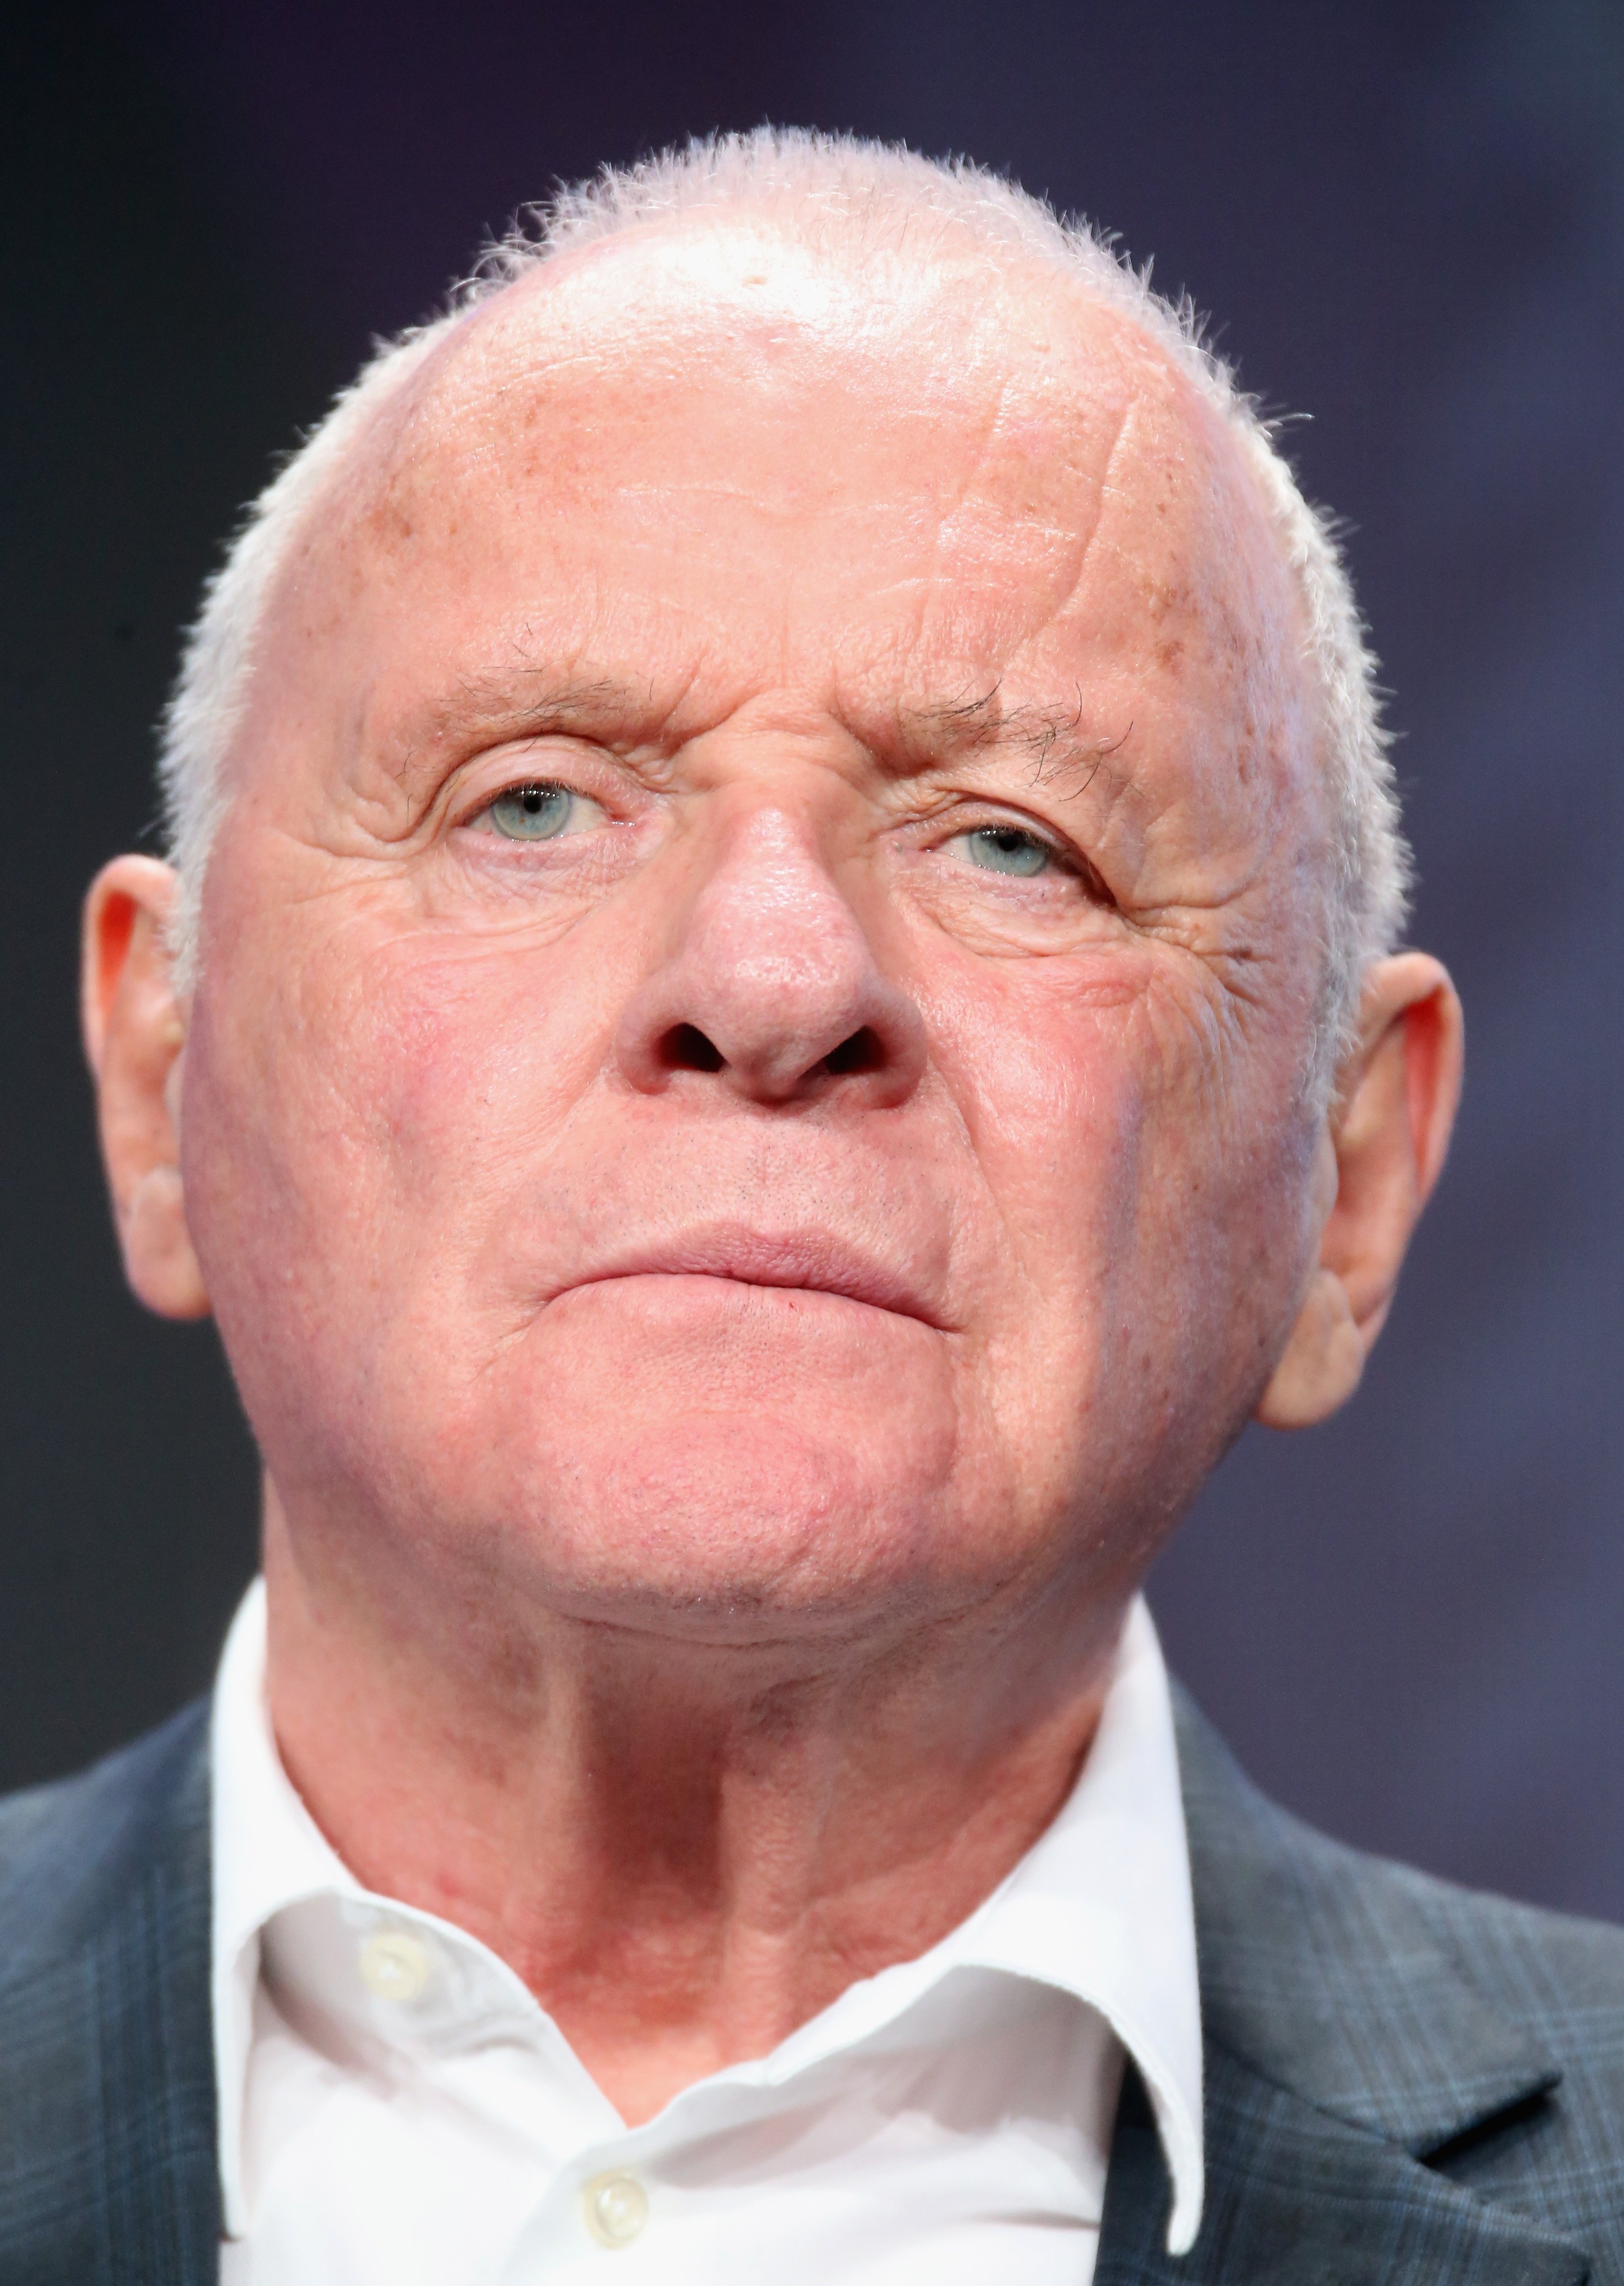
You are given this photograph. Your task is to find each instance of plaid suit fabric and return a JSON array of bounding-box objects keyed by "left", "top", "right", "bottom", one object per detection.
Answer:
[
  {"left": 0, "top": 1704, "right": 219, "bottom": 2285},
  {"left": 2, "top": 1688, "right": 1622, "bottom": 2281},
  {"left": 1101, "top": 1697, "right": 1624, "bottom": 2283}
]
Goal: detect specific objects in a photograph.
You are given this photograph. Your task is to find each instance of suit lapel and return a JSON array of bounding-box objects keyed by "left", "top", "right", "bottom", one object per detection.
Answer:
[
  {"left": 0, "top": 1704, "right": 219, "bottom": 2286},
  {"left": 1096, "top": 1693, "right": 1590, "bottom": 2282},
  {"left": 1099, "top": 2049, "right": 1587, "bottom": 2284}
]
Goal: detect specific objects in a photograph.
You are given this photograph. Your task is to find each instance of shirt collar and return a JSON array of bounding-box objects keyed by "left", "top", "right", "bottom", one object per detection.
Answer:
[{"left": 211, "top": 1579, "right": 1203, "bottom": 2251}]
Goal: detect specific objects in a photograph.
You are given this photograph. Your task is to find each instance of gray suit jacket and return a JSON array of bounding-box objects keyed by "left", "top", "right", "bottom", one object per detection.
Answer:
[{"left": 2, "top": 1691, "right": 1621, "bottom": 2283}]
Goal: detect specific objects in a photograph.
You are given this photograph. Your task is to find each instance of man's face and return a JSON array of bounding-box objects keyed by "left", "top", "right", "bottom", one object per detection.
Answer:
[{"left": 182, "top": 226, "right": 1329, "bottom": 1655}]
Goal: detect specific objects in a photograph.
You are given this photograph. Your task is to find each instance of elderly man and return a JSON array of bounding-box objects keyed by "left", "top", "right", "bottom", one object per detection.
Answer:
[{"left": 3, "top": 128, "right": 1620, "bottom": 2283}]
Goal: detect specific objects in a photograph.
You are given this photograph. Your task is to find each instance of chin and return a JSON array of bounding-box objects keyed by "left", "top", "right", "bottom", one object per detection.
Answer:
[{"left": 464, "top": 1400, "right": 969, "bottom": 1639}]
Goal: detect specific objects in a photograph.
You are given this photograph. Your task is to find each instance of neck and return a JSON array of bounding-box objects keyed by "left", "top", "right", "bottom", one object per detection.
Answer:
[{"left": 260, "top": 1488, "right": 1129, "bottom": 2124}]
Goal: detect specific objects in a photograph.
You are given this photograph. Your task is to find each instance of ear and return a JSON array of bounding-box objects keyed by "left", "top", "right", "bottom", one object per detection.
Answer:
[
  {"left": 1255, "top": 952, "right": 1463, "bottom": 1430},
  {"left": 82, "top": 856, "right": 211, "bottom": 1318}
]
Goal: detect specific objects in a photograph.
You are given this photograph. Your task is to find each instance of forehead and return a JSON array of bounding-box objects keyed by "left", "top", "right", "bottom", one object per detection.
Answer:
[{"left": 272, "top": 221, "right": 1305, "bottom": 779}]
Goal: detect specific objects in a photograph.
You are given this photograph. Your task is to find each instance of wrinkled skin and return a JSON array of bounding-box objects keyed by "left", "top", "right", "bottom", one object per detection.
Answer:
[{"left": 83, "top": 222, "right": 1461, "bottom": 2114}]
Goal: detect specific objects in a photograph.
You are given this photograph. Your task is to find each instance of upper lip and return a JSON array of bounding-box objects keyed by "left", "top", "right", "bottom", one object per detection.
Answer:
[{"left": 544, "top": 1223, "right": 948, "bottom": 1328}]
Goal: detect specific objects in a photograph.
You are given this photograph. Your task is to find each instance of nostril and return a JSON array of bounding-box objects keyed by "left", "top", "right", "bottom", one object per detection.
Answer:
[
  {"left": 823, "top": 1026, "right": 885, "bottom": 1077},
  {"left": 658, "top": 1023, "right": 726, "bottom": 1074}
]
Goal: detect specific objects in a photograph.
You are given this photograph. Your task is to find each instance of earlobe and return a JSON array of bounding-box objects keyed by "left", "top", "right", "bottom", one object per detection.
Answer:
[
  {"left": 123, "top": 1166, "right": 208, "bottom": 1315},
  {"left": 1254, "top": 1267, "right": 1366, "bottom": 1429},
  {"left": 1254, "top": 952, "right": 1463, "bottom": 1434},
  {"left": 82, "top": 857, "right": 211, "bottom": 1319}
]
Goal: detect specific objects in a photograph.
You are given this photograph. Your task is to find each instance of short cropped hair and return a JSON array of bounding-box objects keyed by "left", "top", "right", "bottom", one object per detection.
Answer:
[{"left": 158, "top": 127, "right": 1409, "bottom": 1081}]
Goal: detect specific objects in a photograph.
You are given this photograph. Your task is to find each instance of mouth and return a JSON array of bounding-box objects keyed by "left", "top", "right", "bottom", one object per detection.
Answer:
[{"left": 543, "top": 1225, "right": 948, "bottom": 1329}]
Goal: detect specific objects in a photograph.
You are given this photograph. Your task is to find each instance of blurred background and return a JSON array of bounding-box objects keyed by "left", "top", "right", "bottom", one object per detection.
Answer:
[{"left": 2, "top": 0, "right": 1619, "bottom": 1908}]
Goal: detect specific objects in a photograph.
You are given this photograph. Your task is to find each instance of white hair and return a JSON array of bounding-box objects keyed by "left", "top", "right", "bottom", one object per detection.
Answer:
[{"left": 158, "top": 126, "right": 1409, "bottom": 1076}]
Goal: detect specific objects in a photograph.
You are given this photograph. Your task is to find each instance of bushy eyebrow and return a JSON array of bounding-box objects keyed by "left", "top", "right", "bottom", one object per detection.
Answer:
[{"left": 900, "top": 684, "right": 1134, "bottom": 800}]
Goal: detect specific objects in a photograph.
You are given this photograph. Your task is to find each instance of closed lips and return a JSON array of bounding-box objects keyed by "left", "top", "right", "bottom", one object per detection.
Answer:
[{"left": 543, "top": 1227, "right": 947, "bottom": 1327}]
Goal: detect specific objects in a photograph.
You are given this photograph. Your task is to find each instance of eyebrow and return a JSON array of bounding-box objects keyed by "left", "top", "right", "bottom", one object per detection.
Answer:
[
  {"left": 385, "top": 666, "right": 1135, "bottom": 805},
  {"left": 900, "top": 684, "right": 1134, "bottom": 801},
  {"left": 387, "top": 672, "right": 651, "bottom": 790}
]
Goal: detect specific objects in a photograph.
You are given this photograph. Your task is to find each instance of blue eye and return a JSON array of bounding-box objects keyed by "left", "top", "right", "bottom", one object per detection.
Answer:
[
  {"left": 958, "top": 826, "right": 1052, "bottom": 877},
  {"left": 487, "top": 783, "right": 575, "bottom": 840}
]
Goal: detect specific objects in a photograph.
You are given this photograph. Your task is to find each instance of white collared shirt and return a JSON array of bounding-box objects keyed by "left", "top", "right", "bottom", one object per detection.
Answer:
[{"left": 212, "top": 1583, "right": 1202, "bottom": 2283}]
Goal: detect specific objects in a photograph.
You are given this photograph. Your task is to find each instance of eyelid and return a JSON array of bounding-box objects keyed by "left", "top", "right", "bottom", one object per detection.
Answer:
[
  {"left": 932, "top": 807, "right": 1114, "bottom": 904},
  {"left": 455, "top": 764, "right": 610, "bottom": 833},
  {"left": 933, "top": 806, "right": 1072, "bottom": 865},
  {"left": 945, "top": 818, "right": 1060, "bottom": 849}
]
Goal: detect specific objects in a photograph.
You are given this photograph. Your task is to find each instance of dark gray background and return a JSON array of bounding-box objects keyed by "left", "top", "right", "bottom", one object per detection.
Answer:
[{"left": 3, "top": 1, "right": 1619, "bottom": 1908}]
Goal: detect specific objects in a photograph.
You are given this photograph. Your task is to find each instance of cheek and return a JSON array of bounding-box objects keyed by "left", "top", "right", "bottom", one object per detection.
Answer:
[
  {"left": 924, "top": 956, "right": 1150, "bottom": 1256},
  {"left": 340, "top": 938, "right": 603, "bottom": 1204},
  {"left": 335, "top": 924, "right": 631, "bottom": 1208},
  {"left": 179, "top": 924, "right": 622, "bottom": 1415},
  {"left": 920, "top": 949, "right": 1311, "bottom": 1434}
]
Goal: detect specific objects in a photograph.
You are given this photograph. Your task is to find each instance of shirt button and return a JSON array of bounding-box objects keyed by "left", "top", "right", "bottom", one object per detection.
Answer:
[
  {"left": 358, "top": 1929, "right": 430, "bottom": 2003},
  {"left": 582, "top": 2171, "right": 650, "bottom": 2247}
]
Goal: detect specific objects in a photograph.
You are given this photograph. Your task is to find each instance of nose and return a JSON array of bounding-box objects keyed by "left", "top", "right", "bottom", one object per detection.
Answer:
[{"left": 615, "top": 809, "right": 927, "bottom": 1109}]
